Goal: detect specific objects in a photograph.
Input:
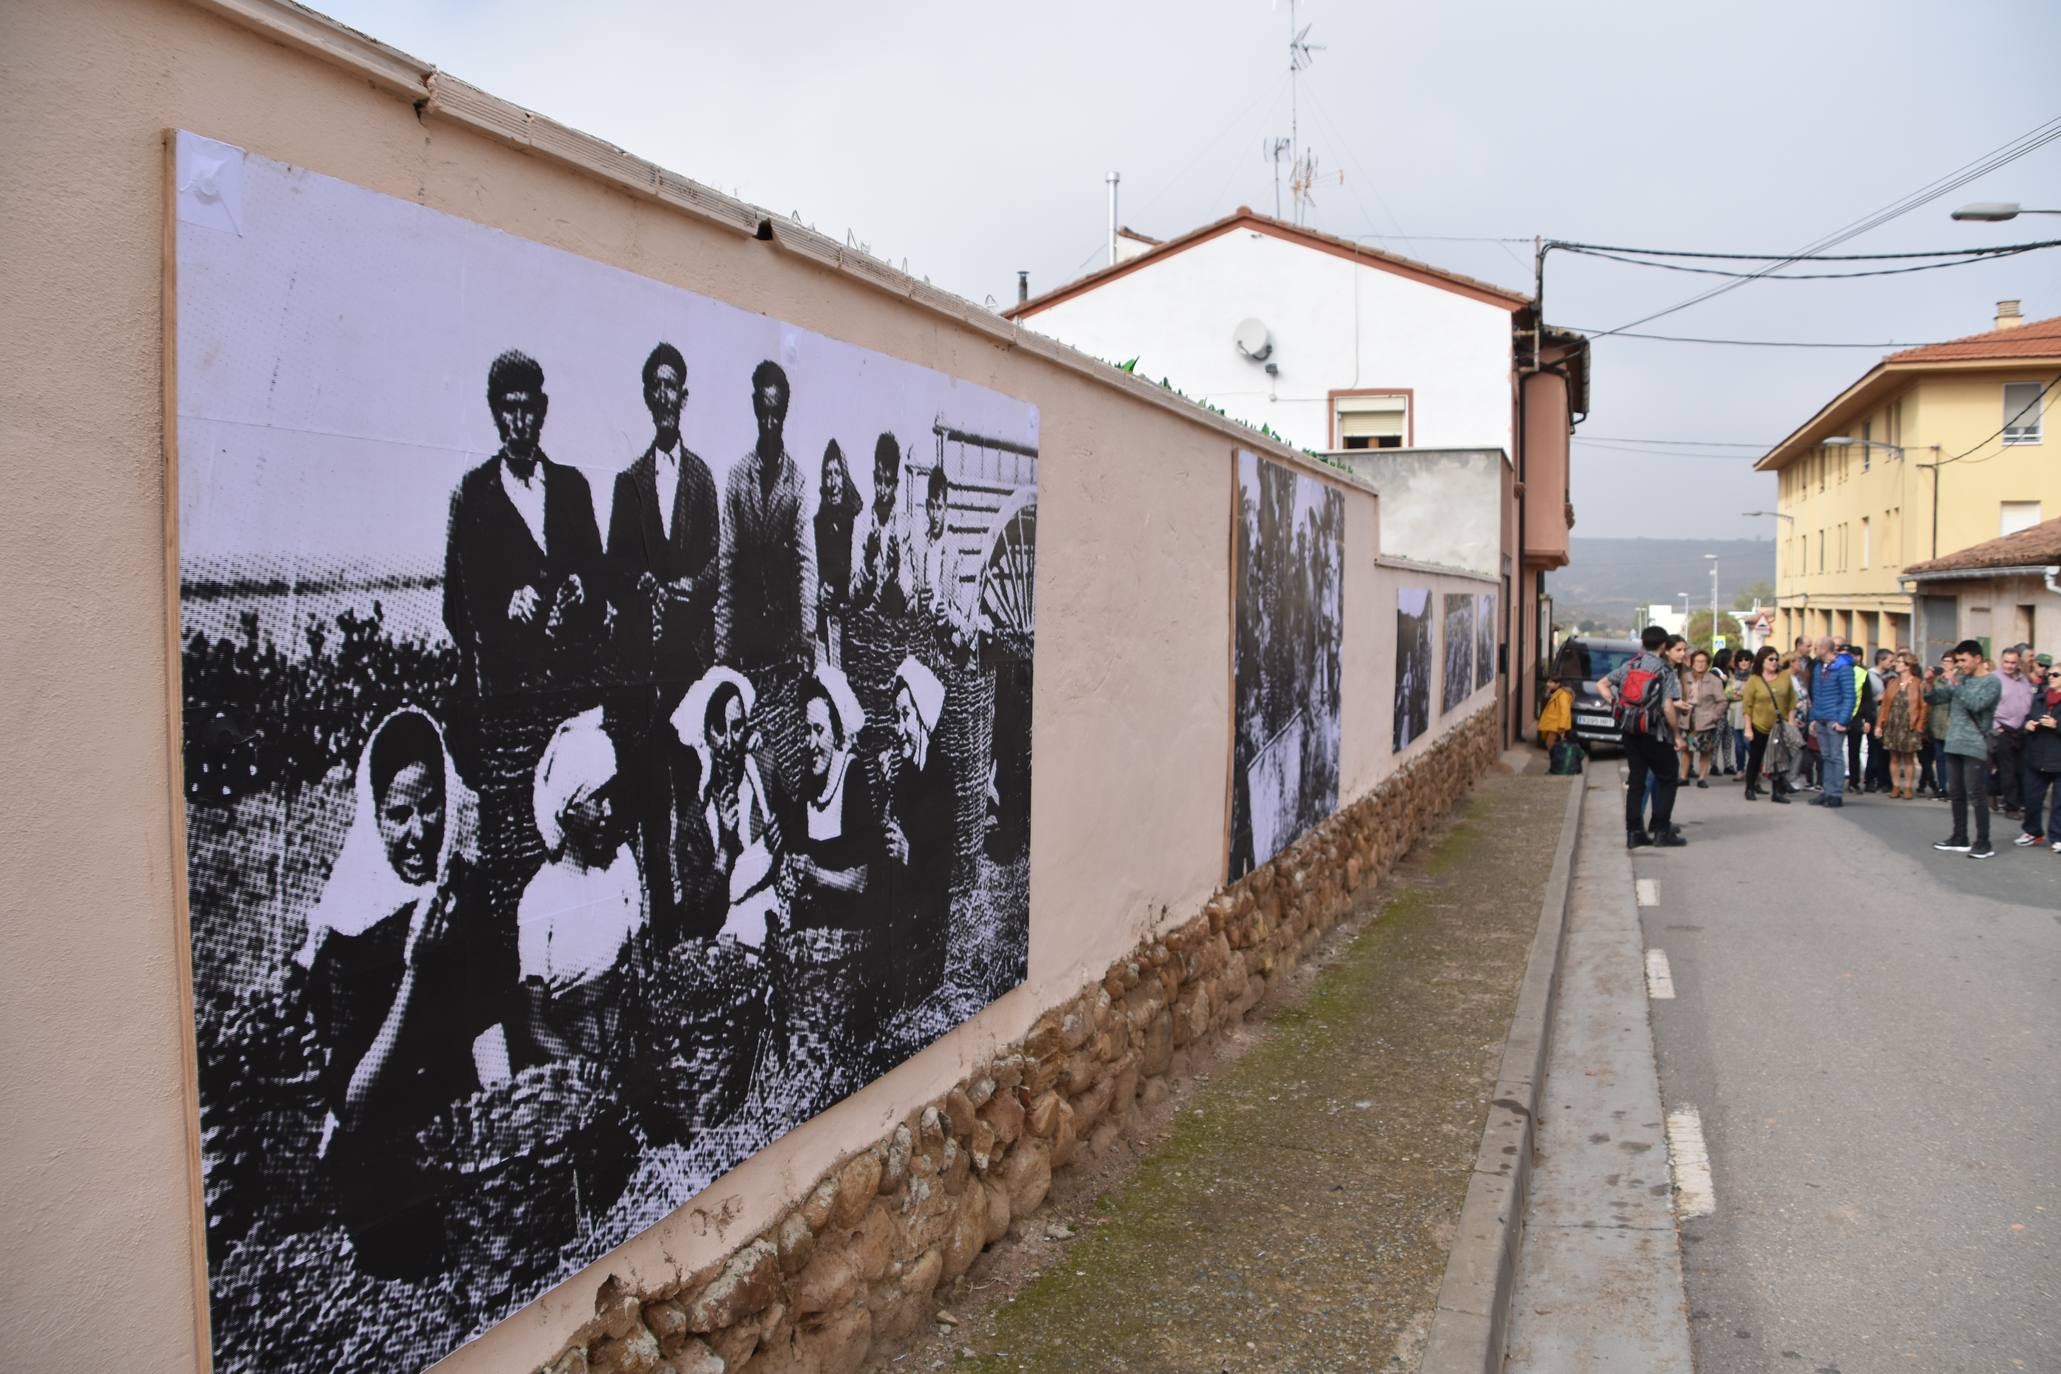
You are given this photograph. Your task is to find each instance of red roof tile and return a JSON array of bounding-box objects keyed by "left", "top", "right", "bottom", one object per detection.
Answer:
[
  {"left": 1885, "top": 313, "right": 2061, "bottom": 365},
  {"left": 1904, "top": 516, "right": 2061, "bottom": 575},
  {"left": 1007, "top": 207, "right": 1531, "bottom": 319}
]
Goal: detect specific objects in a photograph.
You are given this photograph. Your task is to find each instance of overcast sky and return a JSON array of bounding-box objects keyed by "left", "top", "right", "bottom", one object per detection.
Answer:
[{"left": 317, "top": 0, "right": 2061, "bottom": 539}]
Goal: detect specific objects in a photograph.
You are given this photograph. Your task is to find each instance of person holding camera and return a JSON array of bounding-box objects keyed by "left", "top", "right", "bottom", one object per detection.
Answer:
[{"left": 2016, "top": 653, "right": 2061, "bottom": 852}]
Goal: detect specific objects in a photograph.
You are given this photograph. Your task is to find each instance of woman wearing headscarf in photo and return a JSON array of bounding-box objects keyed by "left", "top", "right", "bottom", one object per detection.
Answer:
[
  {"left": 882, "top": 656, "right": 955, "bottom": 1010},
  {"left": 297, "top": 706, "right": 512, "bottom": 1277},
  {"left": 517, "top": 707, "right": 648, "bottom": 1064},
  {"left": 785, "top": 664, "right": 878, "bottom": 929},
  {"left": 814, "top": 440, "right": 863, "bottom": 666},
  {"left": 672, "top": 665, "right": 788, "bottom": 946}
]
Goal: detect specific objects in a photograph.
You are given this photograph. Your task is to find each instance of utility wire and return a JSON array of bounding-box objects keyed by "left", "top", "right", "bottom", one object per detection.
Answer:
[
  {"left": 1932, "top": 372, "right": 2061, "bottom": 467},
  {"left": 1562, "top": 327, "right": 1937, "bottom": 349},
  {"left": 1551, "top": 238, "right": 2061, "bottom": 262},
  {"left": 1575, "top": 436, "right": 1770, "bottom": 447},
  {"left": 1587, "top": 114, "right": 2061, "bottom": 338},
  {"left": 1561, "top": 240, "right": 2059, "bottom": 280}
]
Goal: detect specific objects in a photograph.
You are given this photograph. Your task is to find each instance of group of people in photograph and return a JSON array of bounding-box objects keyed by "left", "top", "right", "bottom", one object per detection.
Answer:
[
  {"left": 294, "top": 345, "right": 1003, "bottom": 1270},
  {"left": 1594, "top": 627, "right": 2061, "bottom": 863}
]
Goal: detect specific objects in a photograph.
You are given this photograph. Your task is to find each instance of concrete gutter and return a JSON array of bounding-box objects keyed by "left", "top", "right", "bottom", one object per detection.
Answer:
[{"left": 1417, "top": 765, "right": 1585, "bottom": 1373}]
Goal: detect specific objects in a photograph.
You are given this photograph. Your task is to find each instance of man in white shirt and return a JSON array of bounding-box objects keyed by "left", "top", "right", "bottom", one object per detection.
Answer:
[{"left": 606, "top": 342, "right": 721, "bottom": 940}]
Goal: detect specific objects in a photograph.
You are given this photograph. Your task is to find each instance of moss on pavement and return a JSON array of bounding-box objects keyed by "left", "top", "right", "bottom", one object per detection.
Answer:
[{"left": 957, "top": 773, "right": 1572, "bottom": 1374}]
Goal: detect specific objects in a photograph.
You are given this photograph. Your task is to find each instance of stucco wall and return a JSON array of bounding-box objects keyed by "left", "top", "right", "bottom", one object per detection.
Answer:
[
  {"left": 1018, "top": 229, "right": 1517, "bottom": 457},
  {"left": 0, "top": 2, "right": 1496, "bottom": 1369},
  {"left": 1329, "top": 449, "right": 1505, "bottom": 578}
]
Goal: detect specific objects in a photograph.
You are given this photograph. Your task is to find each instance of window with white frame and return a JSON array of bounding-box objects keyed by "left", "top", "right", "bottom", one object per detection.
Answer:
[
  {"left": 2003, "top": 381, "right": 2044, "bottom": 444},
  {"left": 1334, "top": 394, "right": 1408, "bottom": 450},
  {"left": 2001, "top": 500, "right": 2042, "bottom": 536}
]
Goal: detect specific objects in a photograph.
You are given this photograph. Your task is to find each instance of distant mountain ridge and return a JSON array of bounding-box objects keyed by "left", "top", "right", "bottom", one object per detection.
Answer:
[{"left": 1547, "top": 537, "right": 1775, "bottom": 624}]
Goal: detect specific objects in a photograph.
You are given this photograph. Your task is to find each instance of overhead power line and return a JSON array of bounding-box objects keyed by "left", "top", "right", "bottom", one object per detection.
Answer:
[
  {"left": 1934, "top": 372, "right": 2061, "bottom": 467},
  {"left": 1562, "top": 327, "right": 1937, "bottom": 349},
  {"left": 1552, "top": 238, "right": 2061, "bottom": 262},
  {"left": 1587, "top": 114, "right": 2061, "bottom": 338},
  {"left": 1561, "top": 239, "right": 2060, "bottom": 280},
  {"left": 1574, "top": 436, "right": 1770, "bottom": 448}
]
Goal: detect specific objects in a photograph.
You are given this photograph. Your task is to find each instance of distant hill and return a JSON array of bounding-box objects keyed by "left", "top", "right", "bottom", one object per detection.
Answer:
[{"left": 1547, "top": 538, "right": 1775, "bottom": 627}]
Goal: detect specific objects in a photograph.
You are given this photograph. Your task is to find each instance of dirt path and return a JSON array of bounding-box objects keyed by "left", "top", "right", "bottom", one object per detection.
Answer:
[{"left": 867, "top": 771, "right": 1572, "bottom": 1374}]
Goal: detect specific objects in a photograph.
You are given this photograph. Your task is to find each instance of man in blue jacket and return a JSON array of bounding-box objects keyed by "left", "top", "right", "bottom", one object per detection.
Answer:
[{"left": 1809, "top": 636, "right": 1856, "bottom": 807}]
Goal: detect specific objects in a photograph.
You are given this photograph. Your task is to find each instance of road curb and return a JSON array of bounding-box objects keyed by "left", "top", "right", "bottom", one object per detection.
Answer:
[{"left": 1417, "top": 768, "right": 1588, "bottom": 1374}]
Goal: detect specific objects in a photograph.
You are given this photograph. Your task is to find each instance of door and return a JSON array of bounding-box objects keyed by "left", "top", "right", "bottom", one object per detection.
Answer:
[{"left": 1921, "top": 595, "right": 1957, "bottom": 666}]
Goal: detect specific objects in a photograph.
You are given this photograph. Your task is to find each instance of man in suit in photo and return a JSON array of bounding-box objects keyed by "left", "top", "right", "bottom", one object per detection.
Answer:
[
  {"left": 717, "top": 360, "right": 814, "bottom": 675},
  {"left": 607, "top": 342, "right": 720, "bottom": 939},
  {"left": 443, "top": 348, "right": 606, "bottom": 922}
]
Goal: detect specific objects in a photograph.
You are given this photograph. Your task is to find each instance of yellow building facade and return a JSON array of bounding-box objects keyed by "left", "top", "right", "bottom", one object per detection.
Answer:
[{"left": 1758, "top": 304, "right": 2060, "bottom": 657}]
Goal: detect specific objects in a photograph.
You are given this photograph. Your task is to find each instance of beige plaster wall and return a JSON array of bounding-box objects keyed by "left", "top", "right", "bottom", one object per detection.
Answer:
[{"left": 0, "top": 2, "right": 1492, "bottom": 1368}]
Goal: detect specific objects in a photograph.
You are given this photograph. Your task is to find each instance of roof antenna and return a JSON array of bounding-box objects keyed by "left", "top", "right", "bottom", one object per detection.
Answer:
[{"left": 1284, "top": 0, "right": 1325, "bottom": 224}]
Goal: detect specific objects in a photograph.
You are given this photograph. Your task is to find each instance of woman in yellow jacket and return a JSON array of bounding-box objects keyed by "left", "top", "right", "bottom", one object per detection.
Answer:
[
  {"left": 1740, "top": 645, "right": 1796, "bottom": 802},
  {"left": 1538, "top": 682, "right": 1573, "bottom": 749}
]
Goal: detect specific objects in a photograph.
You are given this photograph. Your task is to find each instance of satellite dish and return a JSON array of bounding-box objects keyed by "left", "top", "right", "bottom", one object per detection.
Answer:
[{"left": 1233, "top": 317, "right": 1273, "bottom": 362}]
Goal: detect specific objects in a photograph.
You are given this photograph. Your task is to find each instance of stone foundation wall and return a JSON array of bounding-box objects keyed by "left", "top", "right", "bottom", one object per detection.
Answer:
[{"left": 540, "top": 706, "right": 1499, "bottom": 1374}]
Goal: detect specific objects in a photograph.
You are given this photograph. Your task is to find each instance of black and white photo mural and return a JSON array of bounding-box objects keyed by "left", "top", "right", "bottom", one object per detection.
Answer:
[
  {"left": 169, "top": 132, "right": 1037, "bottom": 1374},
  {"left": 1229, "top": 450, "right": 1343, "bottom": 879},
  {"left": 1393, "top": 587, "right": 1433, "bottom": 751},
  {"left": 1442, "top": 593, "right": 1475, "bottom": 715},
  {"left": 1475, "top": 591, "right": 1496, "bottom": 692}
]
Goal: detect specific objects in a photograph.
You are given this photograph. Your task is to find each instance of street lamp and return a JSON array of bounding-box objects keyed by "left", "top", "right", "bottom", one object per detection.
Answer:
[
  {"left": 1678, "top": 592, "right": 1691, "bottom": 625},
  {"left": 1704, "top": 553, "right": 1719, "bottom": 650},
  {"left": 1949, "top": 202, "right": 2061, "bottom": 222},
  {"left": 1742, "top": 509, "right": 1794, "bottom": 523}
]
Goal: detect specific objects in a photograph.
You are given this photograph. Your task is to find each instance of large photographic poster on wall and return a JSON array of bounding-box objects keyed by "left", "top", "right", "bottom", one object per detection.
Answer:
[
  {"left": 1229, "top": 450, "right": 1343, "bottom": 879},
  {"left": 1393, "top": 587, "right": 1433, "bottom": 751},
  {"left": 1442, "top": 593, "right": 1475, "bottom": 715},
  {"left": 169, "top": 132, "right": 1037, "bottom": 1374},
  {"left": 1475, "top": 591, "right": 1496, "bottom": 692}
]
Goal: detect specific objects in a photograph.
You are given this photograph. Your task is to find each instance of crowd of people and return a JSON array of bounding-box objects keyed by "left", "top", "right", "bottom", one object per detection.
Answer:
[{"left": 1588, "top": 625, "right": 2061, "bottom": 862}]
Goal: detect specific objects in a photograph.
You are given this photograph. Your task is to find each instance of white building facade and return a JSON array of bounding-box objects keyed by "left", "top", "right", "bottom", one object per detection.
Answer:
[{"left": 1009, "top": 209, "right": 1526, "bottom": 459}]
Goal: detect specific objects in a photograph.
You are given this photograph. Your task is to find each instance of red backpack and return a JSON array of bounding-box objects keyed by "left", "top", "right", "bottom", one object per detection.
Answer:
[{"left": 1613, "top": 657, "right": 1668, "bottom": 736}]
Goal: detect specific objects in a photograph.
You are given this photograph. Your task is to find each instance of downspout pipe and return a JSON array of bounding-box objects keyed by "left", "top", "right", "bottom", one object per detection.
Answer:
[{"left": 2046, "top": 565, "right": 2061, "bottom": 598}]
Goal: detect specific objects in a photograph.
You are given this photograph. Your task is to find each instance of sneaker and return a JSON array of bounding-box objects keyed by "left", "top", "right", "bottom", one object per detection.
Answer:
[
  {"left": 1934, "top": 837, "right": 1971, "bottom": 852},
  {"left": 1696, "top": 778, "right": 1709, "bottom": 789},
  {"left": 1968, "top": 843, "right": 1996, "bottom": 860},
  {"left": 2051, "top": 840, "right": 2060, "bottom": 854},
  {"left": 2014, "top": 833, "right": 2046, "bottom": 847},
  {"left": 1823, "top": 797, "right": 1844, "bottom": 808},
  {"left": 1770, "top": 791, "right": 1792, "bottom": 805},
  {"left": 1654, "top": 830, "right": 1689, "bottom": 848},
  {"left": 1627, "top": 831, "right": 1653, "bottom": 850}
]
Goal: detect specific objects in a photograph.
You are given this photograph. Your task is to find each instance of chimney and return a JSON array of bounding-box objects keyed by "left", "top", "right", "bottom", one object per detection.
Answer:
[
  {"left": 1995, "top": 298, "right": 2024, "bottom": 330},
  {"left": 1017, "top": 270, "right": 1029, "bottom": 305}
]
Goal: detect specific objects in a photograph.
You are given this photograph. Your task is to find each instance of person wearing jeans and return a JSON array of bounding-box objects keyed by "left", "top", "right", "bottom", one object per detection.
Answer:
[
  {"left": 1808, "top": 637, "right": 1856, "bottom": 807},
  {"left": 1929, "top": 640, "right": 2003, "bottom": 859},
  {"left": 1599, "top": 625, "right": 1688, "bottom": 850}
]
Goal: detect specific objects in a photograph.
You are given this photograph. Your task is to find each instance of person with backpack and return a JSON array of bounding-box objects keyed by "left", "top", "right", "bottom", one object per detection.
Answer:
[
  {"left": 1598, "top": 625, "right": 1688, "bottom": 850},
  {"left": 1808, "top": 636, "right": 1856, "bottom": 808}
]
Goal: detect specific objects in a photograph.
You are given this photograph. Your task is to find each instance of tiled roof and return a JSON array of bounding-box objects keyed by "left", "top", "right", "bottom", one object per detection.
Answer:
[
  {"left": 1904, "top": 516, "right": 2061, "bottom": 575},
  {"left": 1885, "top": 313, "right": 2061, "bottom": 365},
  {"left": 1007, "top": 207, "right": 1532, "bottom": 319}
]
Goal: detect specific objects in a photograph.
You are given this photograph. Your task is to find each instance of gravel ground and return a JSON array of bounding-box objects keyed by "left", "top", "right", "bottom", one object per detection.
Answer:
[{"left": 892, "top": 772, "right": 1572, "bottom": 1374}]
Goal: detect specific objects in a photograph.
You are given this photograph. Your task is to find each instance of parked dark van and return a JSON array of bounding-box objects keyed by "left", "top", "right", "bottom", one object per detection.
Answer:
[{"left": 1548, "top": 636, "right": 1642, "bottom": 752}]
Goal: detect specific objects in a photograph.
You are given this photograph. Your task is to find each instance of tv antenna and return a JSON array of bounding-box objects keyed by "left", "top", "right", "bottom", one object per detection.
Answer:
[{"left": 1269, "top": 0, "right": 1326, "bottom": 224}]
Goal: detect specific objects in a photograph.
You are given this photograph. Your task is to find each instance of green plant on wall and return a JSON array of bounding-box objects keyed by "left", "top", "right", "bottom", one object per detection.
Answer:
[{"left": 1103, "top": 355, "right": 1352, "bottom": 474}]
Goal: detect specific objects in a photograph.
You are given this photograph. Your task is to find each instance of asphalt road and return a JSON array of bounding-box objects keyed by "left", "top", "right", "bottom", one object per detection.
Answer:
[{"left": 1627, "top": 768, "right": 2061, "bottom": 1373}]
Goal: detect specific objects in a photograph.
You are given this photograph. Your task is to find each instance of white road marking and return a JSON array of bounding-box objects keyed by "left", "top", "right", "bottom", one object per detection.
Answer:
[
  {"left": 1636, "top": 878, "right": 1658, "bottom": 907},
  {"left": 1666, "top": 1105, "right": 1716, "bottom": 1219},
  {"left": 1645, "top": 948, "right": 1676, "bottom": 999}
]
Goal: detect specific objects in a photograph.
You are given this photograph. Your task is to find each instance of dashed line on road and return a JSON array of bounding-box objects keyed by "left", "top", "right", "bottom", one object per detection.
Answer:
[
  {"left": 1645, "top": 948, "right": 1676, "bottom": 999},
  {"left": 1666, "top": 1105, "right": 1716, "bottom": 1220},
  {"left": 1636, "top": 878, "right": 1658, "bottom": 907}
]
